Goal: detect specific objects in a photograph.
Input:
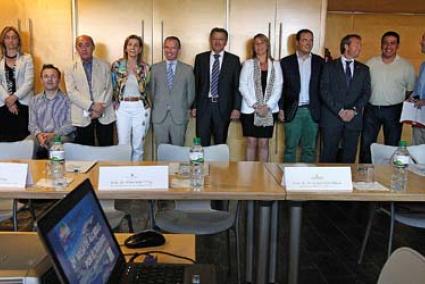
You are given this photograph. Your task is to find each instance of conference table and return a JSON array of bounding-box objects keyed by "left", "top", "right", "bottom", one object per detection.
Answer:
[
  {"left": 0, "top": 160, "right": 285, "bottom": 284},
  {"left": 264, "top": 163, "right": 425, "bottom": 284}
]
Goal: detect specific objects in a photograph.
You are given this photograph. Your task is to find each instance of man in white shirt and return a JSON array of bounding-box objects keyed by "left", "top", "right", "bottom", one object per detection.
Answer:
[{"left": 360, "top": 31, "right": 415, "bottom": 163}]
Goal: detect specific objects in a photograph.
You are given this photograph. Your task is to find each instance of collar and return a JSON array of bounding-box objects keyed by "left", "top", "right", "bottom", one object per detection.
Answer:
[
  {"left": 210, "top": 50, "right": 225, "bottom": 58},
  {"left": 341, "top": 55, "right": 354, "bottom": 64},
  {"left": 296, "top": 51, "right": 312, "bottom": 60},
  {"left": 166, "top": 60, "right": 177, "bottom": 65},
  {"left": 42, "top": 90, "right": 60, "bottom": 101},
  {"left": 380, "top": 54, "right": 399, "bottom": 64}
]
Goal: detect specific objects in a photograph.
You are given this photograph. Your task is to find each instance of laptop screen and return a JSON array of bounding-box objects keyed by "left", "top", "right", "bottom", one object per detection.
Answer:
[{"left": 37, "top": 179, "right": 125, "bottom": 284}]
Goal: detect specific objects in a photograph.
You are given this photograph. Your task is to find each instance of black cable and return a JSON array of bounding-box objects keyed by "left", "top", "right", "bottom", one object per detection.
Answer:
[{"left": 123, "top": 251, "right": 196, "bottom": 264}]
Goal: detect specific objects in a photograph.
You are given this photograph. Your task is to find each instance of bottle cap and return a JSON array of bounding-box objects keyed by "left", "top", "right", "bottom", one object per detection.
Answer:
[
  {"left": 399, "top": 140, "right": 407, "bottom": 147},
  {"left": 193, "top": 137, "right": 201, "bottom": 145},
  {"left": 53, "top": 135, "right": 62, "bottom": 143}
]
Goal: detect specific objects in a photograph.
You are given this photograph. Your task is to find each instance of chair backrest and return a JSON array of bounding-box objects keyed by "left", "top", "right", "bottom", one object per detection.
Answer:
[
  {"left": 157, "top": 144, "right": 190, "bottom": 162},
  {"left": 204, "top": 144, "right": 230, "bottom": 162},
  {"left": 64, "top": 143, "right": 132, "bottom": 161},
  {"left": 378, "top": 247, "right": 425, "bottom": 284},
  {"left": 0, "top": 140, "right": 34, "bottom": 160},
  {"left": 370, "top": 143, "right": 397, "bottom": 165},
  {"left": 407, "top": 144, "right": 425, "bottom": 164},
  {"left": 157, "top": 144, "right": 230, "bottom": 162},
  {"left": 371, "top": 143, "right": 423, "bottom": 165}
]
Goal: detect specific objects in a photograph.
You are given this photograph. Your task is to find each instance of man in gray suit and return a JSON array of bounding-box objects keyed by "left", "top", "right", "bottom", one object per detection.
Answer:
[{"left": 150, "top": 36, "right": 195, "bottom": 146}]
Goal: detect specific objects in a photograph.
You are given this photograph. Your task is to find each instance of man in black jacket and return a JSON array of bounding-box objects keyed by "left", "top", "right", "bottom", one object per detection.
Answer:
[
  {"left": 319, "top": 34, "right": 371, "bottom": 163},
  {"left": 279, "top": 29, "right": 324, "bottom": 162},
  {"left": 191, "top": 27, "right": 241, "bottom": 146}
]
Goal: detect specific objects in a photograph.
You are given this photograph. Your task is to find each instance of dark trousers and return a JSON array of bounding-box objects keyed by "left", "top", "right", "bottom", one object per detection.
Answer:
[
  {"left": 0, "top": 103, "right": 29, "bottom": 142},
  {"left": 196, "top": 101, "right": 230, "bottom": 146},
  {"left": 320, "top": 125, "right": 360, "bottom": 163},
  {"left": 359, "top": 103, "right": 403, "bottom": 163},
  {"left": 75, "top": 119, "right": 114, "bottom": 146}
]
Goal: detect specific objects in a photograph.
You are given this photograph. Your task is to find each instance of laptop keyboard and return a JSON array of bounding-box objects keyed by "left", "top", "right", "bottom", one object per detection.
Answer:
[{"left": 127, "top": 263, "right": 186, "bottom": 284}]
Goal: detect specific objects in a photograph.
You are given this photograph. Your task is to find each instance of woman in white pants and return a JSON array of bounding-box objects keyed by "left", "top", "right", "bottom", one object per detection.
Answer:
[{"left": 112, "top": 35, "right": 150, "bottom": 161}]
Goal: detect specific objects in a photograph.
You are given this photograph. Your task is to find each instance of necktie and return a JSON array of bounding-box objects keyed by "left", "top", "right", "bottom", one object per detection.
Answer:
[
  {"left": 167, "top": 62, "right": 175, "bottom": 90},
  {"left": 210, "top": 54, "right": 220, "bottom": 98},
  {"left": 83, "top": 61, "right": 93, "bottom": 100},
  {"left": 345, "top": 60, "right": 352, "bottom": 87}
]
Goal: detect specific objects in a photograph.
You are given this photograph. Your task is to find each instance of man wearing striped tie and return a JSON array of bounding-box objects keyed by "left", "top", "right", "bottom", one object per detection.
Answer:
[
  {"left": 192, "top": 27, "right": 241, "bottom": 146},
  {"left": 150, "top": 36, "right": 195, "bottom": 146}
]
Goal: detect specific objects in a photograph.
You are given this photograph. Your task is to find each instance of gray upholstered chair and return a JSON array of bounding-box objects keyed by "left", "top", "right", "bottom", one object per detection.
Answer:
[
  {"left": 63, "top": 143, "right": 134, "bottom": 232},
  {"left": 0, "top": 140, "right": 34, "bottom": 230},
  {"left": 377, "top": 247, "right": 425, "bottom": 284},
  {"left": 358, "top": 143, "right": 425, "bottom": 263},
  {"left": 154, "top": 143, "right": 240, "bottom": 283}
]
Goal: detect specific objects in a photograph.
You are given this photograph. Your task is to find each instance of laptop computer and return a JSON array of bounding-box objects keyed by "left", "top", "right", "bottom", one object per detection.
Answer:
[{"left": 36, "top": 178, "right": 216, "bottom": 284}]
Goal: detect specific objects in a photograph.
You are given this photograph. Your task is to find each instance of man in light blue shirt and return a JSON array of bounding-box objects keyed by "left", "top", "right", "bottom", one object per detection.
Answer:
[{"left": 412, "top": 32, "right": 425, "bottom": 145}]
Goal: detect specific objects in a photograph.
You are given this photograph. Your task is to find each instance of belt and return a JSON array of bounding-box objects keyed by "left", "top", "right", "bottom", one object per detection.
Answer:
[
  {"left": 368, "top": 103, "right": 403, "bottom": 109},
  {"left": 209, "top": 97, "right": 219, "bottom": 103},
  {"left": 122, "top": 97, "right": 141, "bottom": 102}
]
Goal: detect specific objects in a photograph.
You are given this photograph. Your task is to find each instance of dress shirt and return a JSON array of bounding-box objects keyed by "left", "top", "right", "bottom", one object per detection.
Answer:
[
  {"left": 28, "top": 90, "right": 74, "bottom": 136},
  {"left": 208, "top": 50, "right": 224, "bottom": 98},
  {"left": 82, "top": 59, "right": 93, "bottom": 99},
  {"left": 166, "top": 60, "right": 177, "bottom": 75},
  {"left": 296, "top": 51, "right": 312, "bottom": 105},
  {"left": 341, "top": 56, "right": 354, "bottom": 77},
  {"left": 414, "top": 62, "right": 425, "bottom": 99}
]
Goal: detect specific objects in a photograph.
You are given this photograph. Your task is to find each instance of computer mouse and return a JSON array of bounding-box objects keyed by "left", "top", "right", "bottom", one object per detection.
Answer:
[{"left": 124, "top": 230, "right": 166, "bottom": 249}]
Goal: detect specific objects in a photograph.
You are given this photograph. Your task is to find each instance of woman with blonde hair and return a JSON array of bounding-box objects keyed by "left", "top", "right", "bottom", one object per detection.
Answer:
[
  {"left": 239, "top": 33, "right": 283, "bottom": 161},
  {"left": 111, "top": 35, "right": 150, "bottom": 161},
  {"left": 0, "top": 26, "right": 34, "bottom": 141}
]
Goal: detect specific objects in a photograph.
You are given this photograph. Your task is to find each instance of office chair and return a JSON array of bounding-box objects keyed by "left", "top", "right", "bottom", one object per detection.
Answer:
[
  {"left": 0, "top": 140, "right": 34, "bottom": 231},
  {"left": 154, "top": 143, "right": 240, "bottom": 283},
  {"left": 358, "top": 143, "right": 425, "bottom": 263},
  {"left": 63, "top": 143, "right": 134, "bottom": 232},
  {"left": 377, "top": 247, "right": 425, "bottom": 284}
]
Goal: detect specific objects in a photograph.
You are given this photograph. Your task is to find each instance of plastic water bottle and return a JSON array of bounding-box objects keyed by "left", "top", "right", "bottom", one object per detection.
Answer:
[
  {"left": 49, "top": 135, "right": 66, "bottom": 188},
  {"left": 189, "top": 137, "right": 204, "bottom": 188},
  {"left": 390, "top": 141, "right": 410, "bottom": 192}
]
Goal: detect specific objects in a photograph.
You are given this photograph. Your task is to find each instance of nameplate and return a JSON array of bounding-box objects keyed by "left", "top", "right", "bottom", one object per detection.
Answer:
[
  {"left": 98, "top": 166, "right": 169, "bottom": 190},
  {"left": 284, "top": 167, "right": 353, "bottom": 192},
  {"left": 0, "top": 163, "right": 30, "bottom": 189}
]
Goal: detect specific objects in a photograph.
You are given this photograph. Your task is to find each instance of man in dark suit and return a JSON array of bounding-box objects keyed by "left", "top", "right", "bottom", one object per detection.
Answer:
[
  {"left": 320, "top": 34, "right": 371, "bottom": 163},
  {"left": 279, "top": 29, "right": 324, "bottom": 162},
  {"left": 191, "top": 27, "right": 241, "bottom": 146}
]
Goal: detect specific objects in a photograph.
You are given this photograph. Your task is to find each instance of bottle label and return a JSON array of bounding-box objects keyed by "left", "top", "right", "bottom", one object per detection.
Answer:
[
  {"left": 189, "top": 152, "right": 204, "bottom": 163},
  {"left": 50, "top": 150, "right": 65, "bottom": 161},
  {"left": 394, "top": 155, "right": 409, "bottom": 167}
]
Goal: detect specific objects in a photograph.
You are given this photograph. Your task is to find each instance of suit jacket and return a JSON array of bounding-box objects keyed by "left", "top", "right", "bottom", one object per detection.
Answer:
[
  {"left": 239, "top": 59, "right": 283, "bottom": 114},
  {"left": 193, "top": 51, "right": 241, "bottom": 121},
  {"left": 149, "top": 60, "right": 195, "bottom": 125},
  {"left": 0, "top": 53, "right": 34, "bottom": 107},
  {"left": 65, "top": 57, "right": 115, "bottom": 127},
  {"left": 279, "top": 53, "right": 323, "bottom": 122},
  {"left": 319, "top": 57, "right": 371, "bottom": 131}
]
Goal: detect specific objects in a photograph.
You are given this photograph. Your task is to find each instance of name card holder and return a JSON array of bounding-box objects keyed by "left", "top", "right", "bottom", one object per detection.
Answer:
[
  {"left": 284, "top": 166, "right": 353, "bottom": 192},
  {"left": 98, "top": 166, "right": 169, "bottom": 190},
  {"left": 0, "top": 162, "right": 32, "bottom": 189}
]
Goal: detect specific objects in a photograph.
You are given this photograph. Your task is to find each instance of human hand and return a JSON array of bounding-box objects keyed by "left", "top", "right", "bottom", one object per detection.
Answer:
[
  {"left": 7, "top": 103, "right": 18, "bottom": 115},
  {"left": 92, "top": 102, "right": 105, "bottom": 114},
  {"left": 5, "top": 94, "right": 18, "bottom": 107},
  {"left": 230, "top": 109, "right": 240, "bottom": 120},
  {"left": 278, "top": 110, "right": 285, "bottom": 122},
  {"left": 414, "top": 99, "right": 425, "bottom": 108},
  {"left": 37, "top": 133, "right": 48, "bottom": 146}
]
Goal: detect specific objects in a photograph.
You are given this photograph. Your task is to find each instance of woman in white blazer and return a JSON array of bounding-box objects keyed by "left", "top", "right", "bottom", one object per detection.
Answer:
[
  {"left": 0, "top": 26, "right": 34, "bottom": 142},
  {"left": 239, "top": 33, "right": 283, "bottom": 162}
]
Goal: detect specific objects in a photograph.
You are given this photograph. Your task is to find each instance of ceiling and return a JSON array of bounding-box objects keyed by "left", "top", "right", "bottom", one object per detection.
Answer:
[{"left": 328, "top": 0, "right": 425, "bottom": 14}]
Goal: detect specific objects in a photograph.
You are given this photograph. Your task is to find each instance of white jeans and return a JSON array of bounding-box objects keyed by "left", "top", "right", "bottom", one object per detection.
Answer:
[{"left": 116, "top": 101, "right": 150, "bottom": 161}]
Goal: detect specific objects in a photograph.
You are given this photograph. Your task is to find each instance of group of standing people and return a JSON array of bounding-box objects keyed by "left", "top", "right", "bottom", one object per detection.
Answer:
[{"left": 0, "top": 25, "right": 424, "bottom": 162}]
